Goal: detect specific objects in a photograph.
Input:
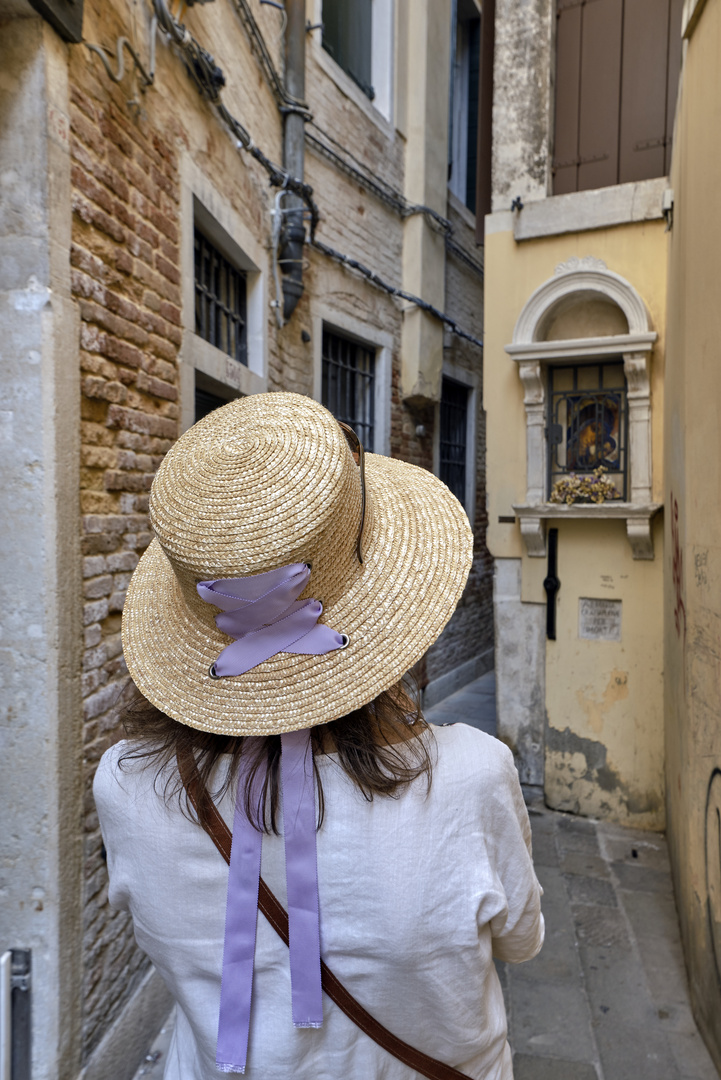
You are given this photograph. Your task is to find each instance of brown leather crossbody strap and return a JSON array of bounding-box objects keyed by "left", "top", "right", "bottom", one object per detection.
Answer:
[{"left": 177, "top": 749, "right": 472, "bottom": 1080}]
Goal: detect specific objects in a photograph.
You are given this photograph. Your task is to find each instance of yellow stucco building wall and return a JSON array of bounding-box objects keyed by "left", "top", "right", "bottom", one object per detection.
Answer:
[
  {"left": 485, "top": 221, "right": 668, "bottom": 829},
  {"left": 664, "top": 0, "right": 721, "bottom": 1065}
]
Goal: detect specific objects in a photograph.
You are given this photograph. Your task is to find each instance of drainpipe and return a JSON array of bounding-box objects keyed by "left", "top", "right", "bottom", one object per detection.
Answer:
[{"left": 280, "top": 0, "right": 306, "bottom": 321}]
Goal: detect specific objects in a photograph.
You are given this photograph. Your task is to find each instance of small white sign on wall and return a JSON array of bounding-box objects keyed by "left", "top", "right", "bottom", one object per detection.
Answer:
[{"left": 579, "top": 598, "right": 622, "bottom": 642}]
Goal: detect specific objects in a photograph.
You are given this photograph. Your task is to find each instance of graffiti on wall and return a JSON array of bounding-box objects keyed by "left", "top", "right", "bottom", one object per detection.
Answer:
[
  {"left": 671, "top": 494, "right": 686, "bottom": 640},
  {"left": 706, "top": 769, "right": 721, "bottom": 985}
]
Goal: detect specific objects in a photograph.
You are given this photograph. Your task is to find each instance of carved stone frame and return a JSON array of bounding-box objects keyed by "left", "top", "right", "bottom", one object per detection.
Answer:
[{"left": 505, "top": 258, "right": 661, "bottom": 559}]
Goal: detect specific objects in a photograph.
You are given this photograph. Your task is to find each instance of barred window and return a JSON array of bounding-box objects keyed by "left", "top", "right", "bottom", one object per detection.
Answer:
[
  {"left": 440, "top": 377, "right": 469, "bottom": 505},
  {"left": 195, "top": 386, "right": 231, "bottom": 424},
  {"left": 547, "top": 361, "right": 628, "bottom": 499},
  {"left": 321, "top": 328, "right": 375, "bottom": 451},
  {"left": 194, "top": 228, "right": 247, "bottom": 365}
]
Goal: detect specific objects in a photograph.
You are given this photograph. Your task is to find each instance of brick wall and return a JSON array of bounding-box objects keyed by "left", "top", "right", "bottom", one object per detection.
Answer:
[{"left": 69, "top": 60, "right": 181, "bottom": 1054}]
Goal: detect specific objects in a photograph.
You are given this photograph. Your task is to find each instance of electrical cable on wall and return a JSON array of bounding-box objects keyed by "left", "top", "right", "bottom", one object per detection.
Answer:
[
  {"left": 311, "top": 239, "right": 483, "bottom": 350},
  {"left": 142, "top": 0, "right": 482, "bottom": 346}
]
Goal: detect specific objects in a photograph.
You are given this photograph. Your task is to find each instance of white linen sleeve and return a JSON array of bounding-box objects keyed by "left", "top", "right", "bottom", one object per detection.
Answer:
[
  {"left": 93, "top": 743, "right": 132, "bottom": 913},
  {"left": 485, "top": 746, "right": 545, "bottom": 964}
]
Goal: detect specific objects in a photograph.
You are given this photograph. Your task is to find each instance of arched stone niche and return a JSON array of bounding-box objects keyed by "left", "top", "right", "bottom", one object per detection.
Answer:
[{"left": 505, "top": 257, "right": 661, "bottom": 559}]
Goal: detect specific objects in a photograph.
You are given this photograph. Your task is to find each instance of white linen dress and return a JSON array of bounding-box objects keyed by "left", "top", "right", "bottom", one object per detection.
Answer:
[{"left": 94, "top": 722, "right": 544, "bottom": 1080}]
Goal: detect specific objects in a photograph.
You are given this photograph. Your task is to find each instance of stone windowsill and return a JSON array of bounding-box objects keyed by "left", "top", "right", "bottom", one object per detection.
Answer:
[
  {"left": 510, "top": 177, "right": 669, "bottom": 241},
  {"left": 512, "top": 502, "right": 663, "bottom": 561}
]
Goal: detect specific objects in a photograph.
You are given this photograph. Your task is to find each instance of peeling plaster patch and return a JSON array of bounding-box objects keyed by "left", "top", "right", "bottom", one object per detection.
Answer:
[
  {"left": 575, "top": 669, "right": 629, "bottom": 734},
  {"left": 545, "top": 724, "right": 661, "bottom": 823},
  {"left": 492, "top": 0, "right": 553, "bottom": 209},
  {"left": 547, "top": 725, "right": 614, "bottom": 780},
  {"left": 11, "top": 275, "right": 50, "bottom": 312}
]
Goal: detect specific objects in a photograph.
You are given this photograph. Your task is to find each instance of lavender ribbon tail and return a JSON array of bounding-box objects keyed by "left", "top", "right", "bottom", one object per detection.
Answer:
[
  {"left": 281, "top": 729, "right": 324, "bottom": 1029},
  {"left": 215, "top": 746, "right": 264, "bottom": 1075}
]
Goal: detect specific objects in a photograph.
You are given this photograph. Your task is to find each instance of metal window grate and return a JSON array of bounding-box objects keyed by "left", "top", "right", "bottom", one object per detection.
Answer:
[
  {"left": 321, "top": 329, "right": 375, "bottom": 451},
  {"left": 440, "top": 377, "right": 469, "bottom": 505},
  {"left": 194, "top": 229, "right": 248, "bottom": 365},
  {"left": 195, "top": 386, "right": 233, "bottom": 424},
  {"left": 547, "top": 361, "right": 628, "bottom": 499}
]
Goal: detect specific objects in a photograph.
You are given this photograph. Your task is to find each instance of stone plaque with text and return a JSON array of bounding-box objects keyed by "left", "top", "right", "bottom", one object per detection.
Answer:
[{"left": 579, "top": 598, "right": 622, "bottom": 641}]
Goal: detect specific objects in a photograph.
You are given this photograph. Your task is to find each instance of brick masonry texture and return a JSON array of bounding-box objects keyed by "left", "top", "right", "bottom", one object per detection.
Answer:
[
  {"left": 72, "top": 0, "right": 491, "bottom": 1060},
  {"left": 70, "top": 20, "right": 181, "bottom": 1057}
]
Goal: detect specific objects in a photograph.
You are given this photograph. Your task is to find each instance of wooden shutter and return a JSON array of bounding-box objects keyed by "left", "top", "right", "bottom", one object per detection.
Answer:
[
  {"left": 322, "top": 0, "right": 373, "bottom": 98},
  {"left": 475, "top": 0, "right": 496, "bottom": 240},
  {"left": 465, "top": 17, "right": 481, "bottom": 213},
  {"left": 618, "top": 0, "right": 670, "bottom": 183},
  {"left": 553, "top": 0, "right": 584, "bottom": 195},
  {"left": 665, "top": 0, "right": 684, "bottom": 173},
  {"left": 577, "top": 0, "right": 623, "bottom": 191},
  {"left": 347, "top": 0, "right": 373, "bottom": 97},
  {"left": 554, "top": 0, "right": 681, "bottom": 194}
]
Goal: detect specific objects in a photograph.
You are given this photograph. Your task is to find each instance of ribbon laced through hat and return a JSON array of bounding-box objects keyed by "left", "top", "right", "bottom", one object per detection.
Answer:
[{"left": 121, "top": 392, "right": 474, "bottom": 1072}]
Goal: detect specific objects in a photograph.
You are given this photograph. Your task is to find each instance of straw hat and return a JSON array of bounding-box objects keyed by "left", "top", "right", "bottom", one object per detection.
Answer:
[{"left": 121, "top": 392, "right": 473, "bottom": 736}]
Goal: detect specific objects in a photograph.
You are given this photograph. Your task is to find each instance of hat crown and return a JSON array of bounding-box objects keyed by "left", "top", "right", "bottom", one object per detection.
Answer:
[{"left": 149, "top": 394, "right": 362, "bottom": 582}]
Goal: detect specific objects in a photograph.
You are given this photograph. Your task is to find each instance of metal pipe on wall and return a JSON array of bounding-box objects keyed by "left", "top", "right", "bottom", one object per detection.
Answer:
[{"left": 279, "top": 0, "right": 307, "bottom": 321}]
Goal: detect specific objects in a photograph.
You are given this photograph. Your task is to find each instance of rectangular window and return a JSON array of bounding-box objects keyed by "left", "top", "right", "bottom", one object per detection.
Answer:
[
  {"left": 553, "top": 0, "right": 684, "bottom": 195},
  {"left": 440, "top": 376, "right": 469, "bottom": 505},
  {"left": 321, "top": 328, "right": 375, "bottom": 450},
  {"left": 195, "top": 386, "right": 230, "bottom": 424},
  {"left": 547, "top": 361, "right": 628, "bottom": 499},
  {"left": 194, "top": 228, "right": 248, "bottom": 365},
  {"left": 449, "top": 2, "right": 481, "bottom": 212},
  {"left": 322, "top": 0, "right": 374, "bottom": 99}
]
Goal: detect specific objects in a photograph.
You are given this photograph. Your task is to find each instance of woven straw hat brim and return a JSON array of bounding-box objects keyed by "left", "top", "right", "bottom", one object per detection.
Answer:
[{"left": 122, "top": 452, "right": 473, "bottom": 736}]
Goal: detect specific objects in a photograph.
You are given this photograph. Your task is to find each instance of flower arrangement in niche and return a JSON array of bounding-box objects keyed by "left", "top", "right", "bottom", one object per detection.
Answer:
[{"left": 549, "top": 466, "right": 622, "bottom": 505}]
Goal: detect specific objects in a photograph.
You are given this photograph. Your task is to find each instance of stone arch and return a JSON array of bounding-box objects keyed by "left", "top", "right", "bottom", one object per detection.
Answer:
[{"left": 512, "top": 256, "right": 652, "bottom": 345}]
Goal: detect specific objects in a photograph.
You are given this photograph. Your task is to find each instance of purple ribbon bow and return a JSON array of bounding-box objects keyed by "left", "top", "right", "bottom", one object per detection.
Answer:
[
  {"left": 197, "top": 565, "right": 341, "bottom": 1072},
  {"left": 197, "top": 563, "right": 347, "bottom": 678},
  {"left": 216, "top": 729, "right": 323, "bottom": 1074}
]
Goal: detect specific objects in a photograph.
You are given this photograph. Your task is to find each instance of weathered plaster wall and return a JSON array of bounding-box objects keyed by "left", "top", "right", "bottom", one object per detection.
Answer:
[
  {"left": 0, "top": 15, "right": 84, "bottom": 1079},
  {"left": 483, "top": 220, "right": 668, "bottom": 825},
  {"left": 664, "top": 0, "right": 721, "bottom": 1066},
  {"left": 544, "top": 516, "right": 665, "bottom": 828},
  {"left": 493, "top": 559, "right": 545, "bottom": 787},
  {"left": 491, "top": 0, "right": 553, "bottom": 212}
]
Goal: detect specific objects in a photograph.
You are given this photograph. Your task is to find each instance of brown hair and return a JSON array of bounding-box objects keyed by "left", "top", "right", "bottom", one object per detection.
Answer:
[{"left": 118, "top": 678, "right": 433, "bottom": 833}]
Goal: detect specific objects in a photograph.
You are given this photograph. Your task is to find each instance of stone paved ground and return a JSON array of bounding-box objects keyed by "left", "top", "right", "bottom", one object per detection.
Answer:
[
  {"left": 133, "top": 672, "right": 719, "bottom": 1079},
  {"left": 427, "top": 672, "right": 719, "bottom": 1080}
]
